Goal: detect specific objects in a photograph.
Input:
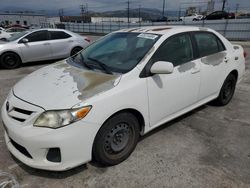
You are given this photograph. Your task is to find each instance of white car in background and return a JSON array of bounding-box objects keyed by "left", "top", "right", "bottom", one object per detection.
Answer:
[
  {"left": 1, "top": 26, "right": 246, "bottom": 171},
  {"left": 0, "top": 28, "right": 90, "bottom": 68},
  {"left": 180, "top": 13, "right": 203, "bottom": 21},
  {"left": 0, "top": 30, "right": 11, "bottom": 40},
  {"left": 5, "top": 27, "right": 27, "bottom": 36}
]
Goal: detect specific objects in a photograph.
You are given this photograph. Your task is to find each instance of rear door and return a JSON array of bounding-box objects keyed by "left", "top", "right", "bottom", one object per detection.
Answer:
[
  {"left": 192, "top": 31, "right": 228, "bottom": 101},
  {"left": 18, "top": 30, "right": 52, "bottom": 62},
  {"left": 48, "top": 30, "right": 72, "bottom": 59}
]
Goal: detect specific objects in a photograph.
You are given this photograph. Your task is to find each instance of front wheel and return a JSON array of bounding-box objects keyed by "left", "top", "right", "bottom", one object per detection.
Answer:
[
  {"left": 213, "top": 74, "right": 237, "bottom": 106},
  {"left": 92, "top": 112, "right": 140, "bottom": 166},
  {"left": 0, "top": 52, "right": 21, "bottom": 69}
]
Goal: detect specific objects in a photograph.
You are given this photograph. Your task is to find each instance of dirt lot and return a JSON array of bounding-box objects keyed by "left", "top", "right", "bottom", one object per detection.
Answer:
[{"left": 0, "top": 41, "right": 250, "bottom": 188}]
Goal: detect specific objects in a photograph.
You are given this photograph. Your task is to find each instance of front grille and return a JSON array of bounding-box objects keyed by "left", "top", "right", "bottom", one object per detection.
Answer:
[
  {"left": 10, "top": 138, "right": 33, "bottom": 159},
  {"left": 6, "top": 102, "right": 34, "bottom": 123},
  {"left": 13, "top": 107, "right": 33, "bottom": 115}
]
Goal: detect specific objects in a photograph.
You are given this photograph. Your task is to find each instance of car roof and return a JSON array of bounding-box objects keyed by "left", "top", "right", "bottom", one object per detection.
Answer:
[
  {"left": 117, "top": 25, "right": 211, "bottom": 35},
  {"left": 28, "top": 28, "right": 69, "bottom": 32}
]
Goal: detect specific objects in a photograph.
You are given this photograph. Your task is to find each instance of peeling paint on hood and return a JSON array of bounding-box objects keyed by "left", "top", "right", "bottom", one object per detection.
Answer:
[{"left": 13, "top": 61, "right": 121, "bottom": 110}]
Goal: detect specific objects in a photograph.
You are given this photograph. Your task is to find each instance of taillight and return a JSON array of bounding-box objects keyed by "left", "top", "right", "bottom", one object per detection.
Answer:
[
  {"left": 244, "top": 51, "right": 247, "bottom": 58},
  {"left": 84, "top": 38, "right": 90, "bottom": 43}
]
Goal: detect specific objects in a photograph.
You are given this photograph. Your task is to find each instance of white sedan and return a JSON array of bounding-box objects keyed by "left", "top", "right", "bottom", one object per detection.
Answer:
[
  {"left": 0, "top": 28, "right": 90, "bottom": 69},
  {"left": 1, "top": 26, "right": 246, "bottom": 171},
  {"left": 180, "top": 13, "right": 203, "bottom": 21},
  {"left": 0, "top": 30, "right": 11, "bottom": 40}
]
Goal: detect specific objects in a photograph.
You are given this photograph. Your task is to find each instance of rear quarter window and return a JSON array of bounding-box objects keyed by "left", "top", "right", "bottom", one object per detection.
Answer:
[{"left": 194, "top": 32, "right": 225, "bottom": 57}]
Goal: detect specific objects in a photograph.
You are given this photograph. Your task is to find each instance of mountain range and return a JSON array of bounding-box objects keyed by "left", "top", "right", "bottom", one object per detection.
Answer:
[{"left": 0, "top": 7, "right": 183, "bottom": 20}]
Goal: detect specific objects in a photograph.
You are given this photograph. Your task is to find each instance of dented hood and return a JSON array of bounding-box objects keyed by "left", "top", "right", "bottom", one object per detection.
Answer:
[{"left": 13, "top": 61, "right": 120, "bottom": 110}]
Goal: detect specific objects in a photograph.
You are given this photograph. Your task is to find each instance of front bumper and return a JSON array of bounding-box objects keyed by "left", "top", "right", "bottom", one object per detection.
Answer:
[{"left": 1, "top": 94, "right": 100, "bottom": 171}]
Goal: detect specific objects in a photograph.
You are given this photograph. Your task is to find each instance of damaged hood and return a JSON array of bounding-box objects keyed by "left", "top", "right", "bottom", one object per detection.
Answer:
[{"left": 13, "top": 61, "right": 121, "bottom": 110}]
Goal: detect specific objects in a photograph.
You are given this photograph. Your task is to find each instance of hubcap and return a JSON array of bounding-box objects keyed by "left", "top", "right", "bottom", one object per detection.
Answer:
[
  {"left": 4, "top": 55, "right": 16, "bottom": 66},
  {"left": 104, "top": 123, "right": 130, "bottom": 154}
]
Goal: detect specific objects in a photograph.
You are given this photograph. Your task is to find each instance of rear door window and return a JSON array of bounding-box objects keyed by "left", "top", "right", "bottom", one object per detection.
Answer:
[{"left": 194, "top": 32, "right": 225, "bottom": 57}]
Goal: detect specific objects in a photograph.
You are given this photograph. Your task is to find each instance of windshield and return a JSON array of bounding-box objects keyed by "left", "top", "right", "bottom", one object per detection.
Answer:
[
  {"left": 68, "top": 32, "right": 160, "bottom": 74},
  {"left": 7, "top": 31, "right": 29, "bottom": 42}
]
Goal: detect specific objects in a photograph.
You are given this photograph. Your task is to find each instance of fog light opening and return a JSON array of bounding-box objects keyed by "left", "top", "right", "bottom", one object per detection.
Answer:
[{"left": 46, "top": 148, "right": 61, "bottom": 163}]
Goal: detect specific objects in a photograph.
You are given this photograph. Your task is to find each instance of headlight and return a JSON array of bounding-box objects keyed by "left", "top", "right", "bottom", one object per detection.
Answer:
[{"left": 34, "top": 106, "right": 92, "bottom": 129}]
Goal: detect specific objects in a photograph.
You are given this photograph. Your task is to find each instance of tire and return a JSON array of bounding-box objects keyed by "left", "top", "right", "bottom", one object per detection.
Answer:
[
  {"left": 70, "top": 47, "right": 82, "bottom": 56},
  {"left": 93, "top": 112, "right": 140, "bottom": 166},
  {"left": 0, "top": 52, "right": 21, "bottom": 69},
  {"left": 213, "top": 74, "right": 237, "bottom": 106}
]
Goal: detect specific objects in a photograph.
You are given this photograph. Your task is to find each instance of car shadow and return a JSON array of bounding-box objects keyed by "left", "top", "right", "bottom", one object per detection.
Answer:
[
  {"left": 139, "top": 105, "right": 207, "bottom": 141},
  {"left": 11, "top": 155, "right": 88, "bottom": 179},
  {"left": 22, "top": 59, "right": 63, "bottom": 68},
  {"left": 12, "top": 104, "right": 208, "bottom": 178}
]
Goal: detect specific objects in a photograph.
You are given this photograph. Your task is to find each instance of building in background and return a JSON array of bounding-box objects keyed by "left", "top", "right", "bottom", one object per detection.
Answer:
[
  {"left": 91, "top": 17, "right": 142, "bottom": 23},
  {"left": 0, "top": 12, "right": 46, "bottom": 26},
  {"left": 60, "top": 16, "right": 91, "bottom": 23}
]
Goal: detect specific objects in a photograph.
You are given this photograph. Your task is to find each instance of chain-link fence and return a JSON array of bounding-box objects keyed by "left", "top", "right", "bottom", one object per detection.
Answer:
[{"left": 42, "top": 19, "right": 250, "bottom": 41}]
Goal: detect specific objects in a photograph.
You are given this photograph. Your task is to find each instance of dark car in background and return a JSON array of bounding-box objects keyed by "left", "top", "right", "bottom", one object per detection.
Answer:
[{"left": 204, "top": 11, "right": 235, "bottom": 20}]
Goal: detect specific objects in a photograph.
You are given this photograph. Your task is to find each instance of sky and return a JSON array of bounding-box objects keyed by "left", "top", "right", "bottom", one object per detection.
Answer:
[{"left": 1, "top": 0, "right": 250, "bottom": 14}]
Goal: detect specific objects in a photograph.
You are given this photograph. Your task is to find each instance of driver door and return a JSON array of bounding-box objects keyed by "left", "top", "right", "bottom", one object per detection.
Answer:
[{"left": 146, "top": 33, "right": 201, "bottom": 127}]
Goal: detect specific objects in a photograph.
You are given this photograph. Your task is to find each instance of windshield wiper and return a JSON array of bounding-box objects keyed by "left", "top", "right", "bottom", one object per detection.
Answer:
[
  {"left": 78, "top": 53, "right": 94, "bottom": 70},
  {"left": 87, "top": 57, "right": 113, "bottom": 74}
]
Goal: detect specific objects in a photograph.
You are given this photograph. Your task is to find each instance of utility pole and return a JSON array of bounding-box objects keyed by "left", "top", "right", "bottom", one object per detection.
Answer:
[
  {"left": 138, "top": 5, "right": 141, "bottom": 23},
  {"left": 162, "top": 0, "right": 165, "bottom": 18},
  {"left": 127, "top": 0, "right": 130, "bottom": 23},
  {"left": 86, "top": 3, "right": 89, "bottom": 18},
  {"left": 235, "top": 3, "right": 239, "bottom": 19},
  {"left": 80, "top": 5, "right": 84, "bottom": 19},
  {"left": 80, "top": 4, "right": 88, "bottom": 23},
  {"left": 222, "top": 0, "right": 226, "bottom": 11},
  {"left": 58, "top": 9, "right": 64, "bottom": 17},
  {"left": 235, "top": 3, "right": 239, "bottom": 13}
]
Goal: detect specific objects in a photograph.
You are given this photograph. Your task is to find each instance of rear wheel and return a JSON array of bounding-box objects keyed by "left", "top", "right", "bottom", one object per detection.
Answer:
[
  {"left": 93, "top": 112, "right": 140, "bottom": 166},
  {"left": 213, "top": 74, "right": 237, "bottom": 106},
  {"left": 0, "top": 52, "right": 21, "bottom": 69},
  {"left": 71, "top": 47, "right": 82, "bottom": 56}
]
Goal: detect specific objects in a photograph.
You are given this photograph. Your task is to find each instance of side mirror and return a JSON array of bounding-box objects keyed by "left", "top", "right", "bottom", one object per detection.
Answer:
[
  {"left": 150, "top": 61, "right": 174, "bottom": 74},
  {"left": 21, "top": 38, "right": 29, "bottom": 43}
]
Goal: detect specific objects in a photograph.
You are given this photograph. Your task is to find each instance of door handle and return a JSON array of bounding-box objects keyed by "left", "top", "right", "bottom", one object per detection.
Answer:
[
  {"left": 68, "top": 40, "right": 74, "bottom": 43},
  {"left": 224, "top": 57, "right": 229, "bottom": 63},
  {"left": 191, "top": 67, "right": 200, "bottom": 74},
  {"left": 43, "top": 42, "right": 50, "bottom": 45}
]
